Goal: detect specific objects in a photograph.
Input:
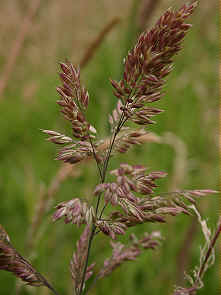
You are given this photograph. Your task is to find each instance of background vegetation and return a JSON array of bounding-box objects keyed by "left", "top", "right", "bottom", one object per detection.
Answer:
[{"left": 0, "top": 1, "right": 219, "bottom": 295}]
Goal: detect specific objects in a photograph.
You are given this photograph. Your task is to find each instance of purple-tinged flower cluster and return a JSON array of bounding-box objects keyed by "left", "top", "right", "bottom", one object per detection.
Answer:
[
  {"left": 155, "top": 206, "right": 189, "bottom": 217},
  {"left": 42, "top": 61, "right": 98, "bottom": 165},
  {"left": 57, "top": 62, "right": 94, "bottom": 140},
  {"left": 95, "top": 163, "right": 167, "bottom": 197},
  {"left": 112, "top": 127, "right": 148, "bottom": 154},
  {"left": 97, "top": 231, "right": 162, "bottom": 279},
  {"left": 94, "top": 164, "right": 217, "bottom": 230},
  {"left": 94, "top": 164, "right": 167, "bottom": 220},
  {"left": 150, "top": 189, "right": 218, "bottom": 211},
  {"left": 110, "top": 210, "right": 166, "bottom": 227},
  {"left": 110, "top": 2, "right": 198, "bottom": 127},
  {"left": 41, "top": 130, "right": 73, "bottom": 145},
  {"left": 53, "top": 198, "right": 95, "bottom": 226},
  {"left": 93, "top": 163, "right": 169, "bottom": 228},
  {"left": 95, "top": 220, "right": 126, "bottom": 240},
  {"left": 42, "top": 129, "right": 101, "bottom": 164},
  {"left": 0, "top": 225, "right": 49, "bottom": 287},
  {"left": 180, "top": 189, "right": 218, "bottom": 202},
  {"left": 41, "top": 62, "right": 98, "bottom": 166},
  {"left": 56, "top": 141, "right": 95, "bottom": 164}
]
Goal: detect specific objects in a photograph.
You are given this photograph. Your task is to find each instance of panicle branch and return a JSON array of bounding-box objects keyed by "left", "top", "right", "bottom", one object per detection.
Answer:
[
  {"left": 57, "top": 62, "right": 92, "bottom": 140},
  {"left": 97, "top": 231, "right": 162, "bottom": 279},
  {"left": 42, "top": 62, "right": 98, "bottom": 165},
  {"left": 52, "top": 198, "right": 95, "bottom": 226},
  {"left": 109, "top": 127, "right": 149, "bottom": 155},
  {"left": 70, "top": 226, "right": 95, "bottom": 295},
  {"left": 94, "top": 163, "right": 217, "bottom": 237}
]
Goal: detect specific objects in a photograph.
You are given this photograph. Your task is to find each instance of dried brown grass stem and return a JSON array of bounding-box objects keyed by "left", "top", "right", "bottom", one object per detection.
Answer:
[
  {"left": 138, "top": 0, "right": 161, "bottom": 30},
  {"left": 0, "top": 0, "right": 42, "bottom": 99},
  {"left": 79, "top": 17, "right": 121, "bottom": 68}
]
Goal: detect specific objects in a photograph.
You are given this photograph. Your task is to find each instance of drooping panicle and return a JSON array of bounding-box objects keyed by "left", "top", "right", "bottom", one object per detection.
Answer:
[
  {"left": 110, "top": 2, "right": 198, "bottom": 127},
  {"left": 0, "top": 225, "right": 50, "bottom": 288}
]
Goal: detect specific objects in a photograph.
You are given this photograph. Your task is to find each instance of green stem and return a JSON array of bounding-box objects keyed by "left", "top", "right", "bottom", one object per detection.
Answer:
[
  {"left": 39, "top": 274, "right": 60, "bottom": 295},
  {"left": 95, "top": 112, "right": 125, "bottom": 216},
  {"left": 46, "top": 284, "right": 60, "bottom": 295},
  {"left": 98, "top": 115, "right": 128, "bottom": 220},
  {"left": 88, "top": 135, "right": 103, "bottom": 180},
  {"left": 78, "top": 113, "right": 126, "bottom": 295},
  {"left": 78, "top": 74, "right": 143, "bottom": 293},
  {"left": 78, "top": 225, "right": 96, "bottom": 295}
]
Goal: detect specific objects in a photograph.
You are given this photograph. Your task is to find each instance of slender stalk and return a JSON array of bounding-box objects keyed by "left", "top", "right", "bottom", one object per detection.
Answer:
[
  {"left": 197, "top": 219, "right": 221, "bottom": 280},
  {"left": 36, "top": 272, "right": 60, "bottom": 295},
  {"left": 174, "top": 218, "right": 221, "bottom": 295},
  {"left": 95, "top": 112, "right": 125, "bottom": 215},
  {"left": 45, "top": 282, "right": 60, "bottom": 295},
  {"left": 98, "top": 115, "right": 128, "bottom": 220},
  {"left": 98, "top": 203, "right": 108, "bottom": 219},
  {"left": 80, "top": 18, "right": 120, "bottom": 68},
  {"left": 79, "top": 75, "right": 146, "bottom": 294},
  {"left": 78, "top": 225, "right": 96, "bottom": 295},
  {"left": 95, "top": 130, "right": 118, "bottom": 214},
  {"left": 88, "top": 135, "right": 103, "bottom": 180},
  {"left": 78, "top": 112, "right": 126, "bottom": 295},
  {"left": 0, "top": 0, "right": 42, "bottom": 99}
]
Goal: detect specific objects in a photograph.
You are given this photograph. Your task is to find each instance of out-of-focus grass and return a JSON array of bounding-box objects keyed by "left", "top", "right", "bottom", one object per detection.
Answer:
[{"left": 0, "top": 1, "right": 219, "bottom": 295}]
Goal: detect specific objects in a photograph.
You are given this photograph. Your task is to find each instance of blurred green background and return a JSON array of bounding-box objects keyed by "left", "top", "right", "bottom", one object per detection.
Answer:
[{"left": 0, "top": 1, "right": 219, "bottom": 295}]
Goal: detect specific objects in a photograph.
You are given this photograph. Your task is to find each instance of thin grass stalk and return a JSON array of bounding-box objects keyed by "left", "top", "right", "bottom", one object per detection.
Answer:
[
  {"left": 79, "top": 17, "right": 121, "bottom": 68},
  {"left": 138, "top": 0, "right": 161, "bottom": 31},
  {"left": 78, "top": 112, "right": 127, "bottom": 295},
  {"left": 0, "top": 0, "right": 42, "bottom": 99},
  {"left": 197, "top": 219, "right": 221, "bottom": 279},
  {"left": 174, "top": 218, "right": 221, "bottom": 295}
]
